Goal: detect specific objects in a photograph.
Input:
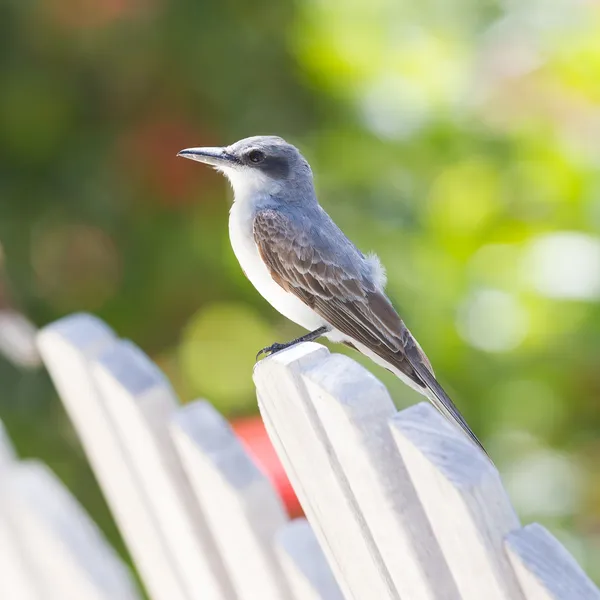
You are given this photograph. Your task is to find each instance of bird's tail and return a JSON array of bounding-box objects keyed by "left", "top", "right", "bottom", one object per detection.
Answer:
[{"left": 403, "top": 344, "right": 489, "bottom": 458}]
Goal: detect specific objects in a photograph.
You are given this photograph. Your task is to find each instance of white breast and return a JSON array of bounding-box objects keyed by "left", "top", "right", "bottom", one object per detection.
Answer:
[{"left": 228, "top": 201, "right": 325, "bottom": 332}]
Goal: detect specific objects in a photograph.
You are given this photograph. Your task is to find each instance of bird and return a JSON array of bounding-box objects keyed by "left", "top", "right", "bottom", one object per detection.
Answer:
[{"left": 178, "top": 135, "right": 487, "bottom": 456}]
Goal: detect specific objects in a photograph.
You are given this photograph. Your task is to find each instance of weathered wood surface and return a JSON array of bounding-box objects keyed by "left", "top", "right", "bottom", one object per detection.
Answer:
[
  {"left": 38, "top": 315, "right": 193, "bottom": 600},
  {"left": 506, "top": 524, "right": 600, "bottom": 600},
  {"left": 37, "top": 314, "right": 342, "bottom": 600},
  {"left": 91, "top": 340, "right": 235, "bottom": 600},
  {"left": 254, "top": 341, "right": 600, "bottom": 600},
  {"left": 6, "top": 461, "right": 141, "bottom": 600},
  {"left": 276, "top": 518, "right": 346, "bottom": 600},
  {"left": 255, "top": 343, "right": 396, "bottom": 600},
  {"left": 391, "top": 403, "right": 524, "bottom": 600},
  {"left": 0, "top": 420, "right": 141, "bottom": 600},
  {"left": 30, "top": 314, "right": 600, "bottom": 600},
  {"left": 171, "top": 400, "right": 293, "bottom": 600},
  {"left": 255, "top": 343, "right": 458, "bottom": 600},
  {"left": 0, "top": 424, "right": 43, "bottom": 600}
]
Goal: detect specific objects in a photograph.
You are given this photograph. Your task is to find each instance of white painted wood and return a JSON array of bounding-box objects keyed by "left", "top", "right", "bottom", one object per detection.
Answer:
[
  {"left": 4, "top": 460, "right": 141, "bottom": 600},
  {"left": 506, "top": 524, "right": 600, "bottom": 600},
  {"left": 36, "top": 315, "right": 600, "bottom": 600},
  {"left": 91, "top": 340, "right": 235, "bottom": 600},
  {"left": 0, "top": 310, "right": 40, "bottom": 368},
  {"left": 0, "top": 425, "right": 42, "bottom": 600},
  {"left": 0, "top": 504, "right": 42, "bottom": 600},
  {"left": 275, "top": 518, "right": 344, "bottom": 600},
  {"left": 390, "top": 402, "right": 524, "bottom": 600},
  {"left": 171, "top": 400, "right": 292, "bottom": 600},
  {"left": 37, "top": 314, "right": 190, "bottom": 600},
  {"left": 254, "top": 342, "right": 397, "bottom": 600},
  {"left": 297, "top": 352, "right": 459, "bottom": 600}
]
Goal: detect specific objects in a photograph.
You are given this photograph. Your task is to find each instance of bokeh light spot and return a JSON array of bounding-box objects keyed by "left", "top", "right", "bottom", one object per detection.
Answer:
[
  {"left": 360, "top": 76, "right": 429, "bottom": 140},
  {"left": 523, "top": 231, "right": 600, "bottom": 300},
  {"left": 504, "top": 450, "right": 583, "bottom": 519},
  {"left": 457, "top": 289, "right": 528, "bottom": 352},
  {"left": 179, "top": 303, "right": 273, "bottom": 413}
]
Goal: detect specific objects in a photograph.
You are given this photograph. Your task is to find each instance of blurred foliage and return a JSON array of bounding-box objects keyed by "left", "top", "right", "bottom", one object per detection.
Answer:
[{"left": 1, "top": 0, "right": 600, "bottom": 582}]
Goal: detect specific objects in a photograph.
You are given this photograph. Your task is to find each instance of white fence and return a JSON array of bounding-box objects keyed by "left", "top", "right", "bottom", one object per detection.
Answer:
[
  {"left": 0, "top": 312, "right": 597, "bottom": 599},
  {"left": 33, "top": 313, "right": 340, "bottom": 600},
  {"left": 0, "top": 422, "right": 139, "bottom": 600}
]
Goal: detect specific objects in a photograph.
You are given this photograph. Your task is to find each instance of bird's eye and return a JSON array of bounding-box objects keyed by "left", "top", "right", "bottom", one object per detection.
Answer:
[{"left": 247, "top": 149, "right": 265, "bottom": 164}]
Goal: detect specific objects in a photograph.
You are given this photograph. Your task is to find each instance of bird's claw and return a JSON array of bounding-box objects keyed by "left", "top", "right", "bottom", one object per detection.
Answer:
[{"left": 256, "top": 342, "right": 287, "bottom": 361}]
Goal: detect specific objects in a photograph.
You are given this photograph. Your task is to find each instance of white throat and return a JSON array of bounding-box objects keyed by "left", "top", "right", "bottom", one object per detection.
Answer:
[{"left": 219, "top": 165, "right": 283, "bottom": 203}]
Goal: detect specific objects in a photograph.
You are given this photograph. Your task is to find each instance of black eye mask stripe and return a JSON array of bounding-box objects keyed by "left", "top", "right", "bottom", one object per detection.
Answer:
[{"left": 258, "top": 155, "right": 290, "bottom": 179}]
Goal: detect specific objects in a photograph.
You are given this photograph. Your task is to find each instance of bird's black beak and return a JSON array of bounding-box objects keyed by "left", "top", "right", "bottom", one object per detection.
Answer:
[{"left": 177, "top": 146, "right": 239, "bottom": 167}]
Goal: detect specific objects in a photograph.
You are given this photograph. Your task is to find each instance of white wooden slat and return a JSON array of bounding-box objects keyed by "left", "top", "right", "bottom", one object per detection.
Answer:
[
  {"left": 390, "top": 402, "right": 524, "bottom": 600},
  {"left": 5, "top": 460, "right": 141, "bottom": 600},
  {"left": 171, "top": 400, "right": 293, "bottom": 600},
  {"left": 296, "top": 351, "right": 460, "bottom": 600},
  {"left": 91, "top": 340, "right": 235, "bottom": 600},
  {"left": 0, "top": 310, "right": 41, "bottom": 368},
  {"left": 0, "top": 502, "right": 42, "bottom": 600},
  {"left": 275, "top": 518, "right": 345, "bottom": 600},
  {"left": 37, "top": 314, "right": 190, "bottom": 600},
  {"left": 0, "top": 424, "right": 42, "bottom": 600},
  {"left": 254, "top": 342, "right": 397, "bottom": 600},
  {"left": 505, "top": 523, "right": 600, "bottom": 600}
]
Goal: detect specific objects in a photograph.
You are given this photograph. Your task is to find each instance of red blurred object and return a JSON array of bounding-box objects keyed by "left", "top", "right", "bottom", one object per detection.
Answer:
[
  {"left": 118, "top": 116, "right": 218, "bottom": 205},
  {"left": 231, "top": 415, "right": 302, "bottom": 517},
  {"left": 48, "top": 0, "right": 157, "bottom": 29}
]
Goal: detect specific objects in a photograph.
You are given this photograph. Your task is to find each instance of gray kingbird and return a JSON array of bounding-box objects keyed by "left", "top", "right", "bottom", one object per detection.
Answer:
[{"left": 178, "top": 135, "right": 487, "bottom": 455}]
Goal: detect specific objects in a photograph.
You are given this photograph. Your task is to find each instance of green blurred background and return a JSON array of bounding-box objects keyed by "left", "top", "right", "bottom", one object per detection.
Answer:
[{"left": 1, "top": 0, "right": 600, "bottom": 583}]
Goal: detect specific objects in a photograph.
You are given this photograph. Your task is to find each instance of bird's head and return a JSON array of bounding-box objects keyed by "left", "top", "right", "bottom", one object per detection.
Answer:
[{"left": 177, "top": 135, "right": 314, "bottom": 201}]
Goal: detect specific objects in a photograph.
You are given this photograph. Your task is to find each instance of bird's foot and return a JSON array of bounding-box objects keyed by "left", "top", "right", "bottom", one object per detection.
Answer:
[
  {"left": 256, "top": 342, "right": 289, "bottom": 361},
  {"left": 255, "top": 327, "right": 330, "bottom": 362}
]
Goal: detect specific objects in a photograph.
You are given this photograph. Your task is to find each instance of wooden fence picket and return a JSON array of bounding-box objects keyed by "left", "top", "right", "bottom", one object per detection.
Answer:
[
  {"left": 37, "top": 315, "right": 192, "bottom": 600},
  {"left": 0, "top": 510, "right": 41, "bottom": 600},
  {"left": 0, "top": 420, "right": 141, "bottom": 600},
  {"left": 0, "top": 424, "right": 43, "bottom": 600},
  {"left": 171, "top": 400, "right": 294, "bottom": 600},
  {"left": 254, "top": 342, "right": 400, "bottom": 600},
  {"left": 275, "top": 518, "right": 345, "bottom": 600},
  {"left": 390, "top": 402, "right": 524, "bottom": 600},
  {"left": 506, "top": 524, "right": 600, "bottom": 600},
  {"left": 285, "top": 350, "right": 459, "bottom": 599},
  {"left": 90, "top": 339, "right": 236, "bottom": 600},
  {"left": 5, "top": 461, "right": 141, "bottom": 600}
]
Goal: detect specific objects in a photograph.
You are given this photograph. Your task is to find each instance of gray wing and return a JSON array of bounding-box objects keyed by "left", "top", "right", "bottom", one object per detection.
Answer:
[{"left": 253, "top": 208, "right": 487, "bottom": 456}]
